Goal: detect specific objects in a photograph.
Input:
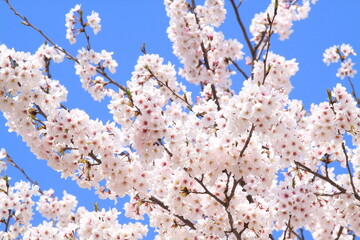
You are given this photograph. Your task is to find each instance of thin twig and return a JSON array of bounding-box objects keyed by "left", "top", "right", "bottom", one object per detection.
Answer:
[
  {"left": 299, "top": 228, "right": 305, "bottom": 240},
  {"left": 158, "top": 139, "right": 173, "bottom": 158},
  {"left": 290, "top": 229, "right": 303, "bottom": 240},
  {"left": 78, "top": 11, "right": 92, "bottom": 51},
  {"left": 88, "top": 151, "right": 102, "bottom": 166},
  {"left": 145, "top": 67, "right": 195, "bottom": 113},
  {"left": 149, "top": 195, "right": 196, "bottom": 230},
  {"left": 239, "top": 124, "right": 255, "bottom": 158},
  {"left": 4, "top": 0, "right": 78, "bottom": 63},
  {"left": 254, "top": 32, "right": 267, "bottom": 57},
  {"left": 342, "top": 142, "right": 360, "bottom": 201},
  {"left": 228, "top": 0, "right": 255, "bottom": 59},
  {"left": 2, "top": 153, "right": 44, "bottom": 195},
  {"left": 194, "top": 175, "right": 225, "bottom": 205},
  {"left": 283, "top": 215, "right": 292, "bottom": 240},
  {"left": 44, "top": 56, "right": 52, "bottom": 79},
  {"left": 347, "top": 77, "right": 360, "bottom": 107},
  {"left": 4, "top": 0, "right": 126, "bottom": 93},
  {"left": 4, "top": 210, "right": 14, "bottom": 232},
  {"left": 228, "top": 58, "right": 249, "bottom": 79},
  {"left": 262, "top": 1, "right": 278, "bottom": 85},
  {"left": 294, "top": 161, "right": 347, "bottom": 194},
  {"left": 211, "top": 84, "right": 221, "bottom": 111}
]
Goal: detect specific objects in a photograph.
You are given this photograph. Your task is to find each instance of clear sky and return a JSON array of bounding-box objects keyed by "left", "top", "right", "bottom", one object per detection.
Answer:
[{"left": 0, "top": 0, "right": 360, "bottom": 239}]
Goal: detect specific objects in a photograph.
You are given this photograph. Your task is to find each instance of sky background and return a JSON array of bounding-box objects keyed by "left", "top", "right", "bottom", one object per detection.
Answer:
[{"left": 0, "top": 0, "right": 360, "bottom": 239}]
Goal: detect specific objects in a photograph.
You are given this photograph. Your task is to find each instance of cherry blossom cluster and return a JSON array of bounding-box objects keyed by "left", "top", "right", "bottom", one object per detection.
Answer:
[
  {"left": 0, "top": 151, "right": 38, "bottom": 239},
  {"left": 0, "top": 179, "right": 40, "bottom": 239},
  {"left": 323, "top": 44, "right": 357, "bottom": 79},
  {"left": 35, "top": 43, "right": 65, "bottom": 66},
  {"left": 65, "top": 4, "right": 81, "bottom": 44},
  {"left": 3, "top": 0, "right": 360, "bottom": 239},
  {"left": 65, "top": 4, "right": 101, "bottom": 44},
  {"left": 86, "top": 11, "right": 101, "bottom": 34},
  {"left": 250, "top": 0, "right": 318, "bottom": 42},
  {"left": 75, "top": 48, "right": 118, "bottom": 101},
  {"left": 252, "top": 51, "right": 299, "bottom": 94},
  {"left": 0, "top": 165, "right": 148, "bottom": 239},
  {"left": 30, "top": 190, "right": 148, "bottom": 240},
  {"left": 165, "top": 0, "right": 244, "bottom": 88}
]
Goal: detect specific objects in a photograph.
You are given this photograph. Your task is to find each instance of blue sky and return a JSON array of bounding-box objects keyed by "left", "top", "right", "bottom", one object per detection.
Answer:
[{"left": 0, "top": 0, "right": 360, "bottom": 239}]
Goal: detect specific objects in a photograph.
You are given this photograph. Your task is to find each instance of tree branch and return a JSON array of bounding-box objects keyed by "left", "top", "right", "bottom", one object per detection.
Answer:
[
  {"left": 228, "top": 0, "right": 255, "bottom": 59},
  {"left": 262, "top": 1, "right": 278, "bottom": 85},
  {"left": 157, "top": 138, "right": 173, "bottom": 158},
  {"left": 145, "top": 66, "right": 195, "bottom": 113},
  {"left": 283, "top": 214, "right": 292, "bottom": 240},
  {"left": 4, "top": 0, "right": 78, "bottom": 63},
  {"left": 294, "top": 161, "right": 347, "bottom": 194},
  {"left": 228, "top": 58, "right": 249, "bottom": 79},
  {"left": 239, "top": 124, "right": 255, "bottom": 158},
  {"left": 335, "top": 226, "right": 344, "bottom": 240},
  {"left": 2, "top": 153, "right": 44, "bottom": 195},
  {"left": 211, "top": 84, "right": 221, "bottom": 111},
  {"left": 194, "top": 175, "right": 225, "bottom": 205},
  {"left": 4, "top": 0, "right": 127, "bottom": 94},
  {"left": 342, "top": 142, "right": 360, "bottom": 201},
  {"left": 149, "top": 195, "right": 196, "bottom": 230}
]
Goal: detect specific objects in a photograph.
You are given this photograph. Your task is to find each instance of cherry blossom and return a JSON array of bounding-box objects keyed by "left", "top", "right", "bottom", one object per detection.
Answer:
[
  {"left": 1, "top": 0, "right": 360, "bottom": 239},
  {"left": 323, "top": 44, "right": 357, "bottom": 79}
]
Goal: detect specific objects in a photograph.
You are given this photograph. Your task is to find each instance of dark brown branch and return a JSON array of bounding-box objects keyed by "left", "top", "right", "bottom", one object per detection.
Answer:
[
  {"left": 335, "top": 49, "right": 360, "bottom": 107},
  {"left": 194, "top": 175, "right": 225, "bottom": 205},
  {"left": 227, "top": 213, "right": 242, "bottom": 240},
  {"left": 290, "top": 229, "right": 303, "bottom": 240},
  {"left": 158, "top": 138, "right": 173, "bottom": 158},
  {"left": 89, "top": 151, "right": 102, "bottom": 166},
  {"left": 211, "top": 84, "right": 221, "bottom": 111},
  {"left": 141, "top": 42, "right": 147, "bottom": 55},
  {"left": 283, "top": 215, "right": 292, "bottom": 240},
  {"left": 294, "top": 161, "right": 347, "bottom": 194},
  {"left": 238, "top": 222, "right": 249, "bottom": 239},
  {"left": 238, "top": 177, "right": 254, "bottom": 204},
  {"left": 254, "top": 32, "right": 267, "bottom": 57},
  {"left": 34, "top": 103, "right": 48, "bottom": 119},
  {"left": 200, "top": 42, "right": 211, "bottom": 70},
  {"left": 239, "top": 124, "right": 255, "bottom": 158},
  {"left": 189, "top": 0, "right": 211, "bottom": 72},
  {"left": 44, "top": 56, "right": 52, "bottom": 79},
  {"left": 228, "top": 0, "right": 255, "bottom": 59},
  {"left": 149, "top": 195, "right": 196, "bottom": 230},
  {"left": 335, "top": 226, "right": 344, "bottom": 240},
  {"left": 314, "top": 191, "right": 344, "bottom": 197},
  {"left": 3, "top": 210, "right": 14, "bottom": 232},
  {"left": 299, "top": 228, "right": 305, "bottom": 240},
  {"left": 223, "top": 170, "right": 232, "bottom": 204},
  {"left": 228, "top": 58, "right": 249, "bottom": 79}
]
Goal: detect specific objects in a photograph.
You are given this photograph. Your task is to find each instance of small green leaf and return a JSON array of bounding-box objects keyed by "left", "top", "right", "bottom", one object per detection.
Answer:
[
  {"left": 93, "top": 202, "right": 99, "bottom": 212},
  {"left": 20, "top": 21, "right": 30, "bottom": 26}
]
